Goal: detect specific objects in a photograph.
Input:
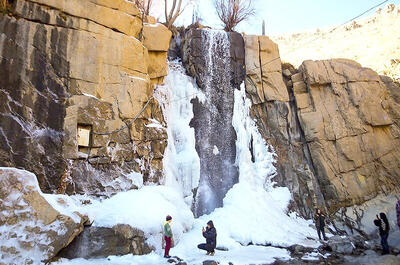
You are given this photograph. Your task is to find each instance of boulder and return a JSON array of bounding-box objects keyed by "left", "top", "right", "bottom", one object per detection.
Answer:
[
  {"left": 325, "top": 236, "right": 355, "bottom": 254},
  {"left": 59, "top": 224, "right": 153, "bottom": 259},
  {"left": 142, "top": 23, "right": 172, "bottom": 52},
  {"left": 0, "top": 168, "right": 87, "bottom": 264}
]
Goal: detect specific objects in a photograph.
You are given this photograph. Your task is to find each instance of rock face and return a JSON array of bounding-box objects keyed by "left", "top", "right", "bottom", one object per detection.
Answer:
[
  {"left": 244, "top": 35, "right": 326, "bottom": 217},
  {"left": 0, "top": 0, "right": 171, "bottom": 194},
  {"left": 59, "top": 224, "right": 152, "bottom": 259},
  {"left": 0, "top": 168, "right": 87, "bottom": 264},
  {"left": 296, "top": 59, "right": 400, "bottom": 210},
  {"left": 181, "top": 29, "right": 245, "bottom": 216},
  {"left": 244, "top": 35, "right": 400, "bottom": 217}
]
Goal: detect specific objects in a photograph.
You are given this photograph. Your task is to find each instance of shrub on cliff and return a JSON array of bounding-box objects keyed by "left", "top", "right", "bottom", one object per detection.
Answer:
[{"left": 215, "top": 0, "right": 255, "bottom": 32}]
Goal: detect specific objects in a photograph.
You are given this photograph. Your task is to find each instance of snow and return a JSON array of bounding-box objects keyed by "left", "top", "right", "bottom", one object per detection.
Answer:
[
  {"left": 301, "top": 251, "right": 330, "bottom": 261},
  {"left": 126, "top": 171, "right": 144, "bottom": 189},
  {"left": 82, "top": 93, "right": 99, "bottom": 99},
  {"left": 66, "top": 185, "right": 194, "bottom": 251},
  {"left": 50, "top": 61, "right": 321, "bottom": 265},
  {"left": 128, "top": 75, "right": 148, "bottom": 82},
  {"left": 54, "top": 253, "right": 169, "bottom": 265},
  {"left": 154, "top": 61, "right": 202, "bottom": 204},
  {"left": 54, "top": 247, "right": 290, "bottom": 265},
  {"left": 0, "top": 168, "right": 84, "bottom": 264},
  {"left": 212, "top": 145, "right": 219, "bottom": 155},
  {"left": 0, "top": 60, "right": 327, "bottom": 265},
  {"left": 145, "top": 118, "right": 165, "bottom": 129}
]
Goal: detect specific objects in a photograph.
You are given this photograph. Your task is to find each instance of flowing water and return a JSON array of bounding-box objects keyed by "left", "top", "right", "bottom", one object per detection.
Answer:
[{"left": 190, "top": 30, "right": 239, "bottom": 217}]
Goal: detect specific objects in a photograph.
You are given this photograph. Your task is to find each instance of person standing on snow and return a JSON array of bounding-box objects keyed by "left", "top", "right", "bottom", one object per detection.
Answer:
[
  {"left": 197, "top": 220, "right": 217, "bottom": 256},
  {"left": 163, "top": 215, "right": 173, "bottom": 258},
  {"left": 374, "top": 212, "right": 390, "bottom": 255},
  {"left": 315, "top": 208, "right": 327, "bottom": 241},
  {"left": 396, "top": 199, "right": 400, "bottom": 230}
]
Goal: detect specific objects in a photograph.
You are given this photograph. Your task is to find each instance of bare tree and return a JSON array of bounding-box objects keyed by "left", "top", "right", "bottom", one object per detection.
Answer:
[
  {"left": 214, "top": 0, "right": 255, "bottom": 32},
  {"left": 135, "top": 0, "right": 153, "bottom": 16},
  {"left": 164, "top": 0, "right": 192, "bottom": 29}
]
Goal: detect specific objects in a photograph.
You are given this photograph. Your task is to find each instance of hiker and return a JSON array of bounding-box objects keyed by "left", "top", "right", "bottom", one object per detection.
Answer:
[
  {"left": 197, "top": 220, "right": 217, "bottom": 256},
  {"left": 163, "top": 215, "right": 173, "bottom": 258},
  {"left": 396, "top": 199, "right": 400, "bottom": 230},
  {"left": 315, "top": 208, "right": 327, "bottom": 241},
  {"left": 374, "top": 212, "right": 390, "bottom": 255}
]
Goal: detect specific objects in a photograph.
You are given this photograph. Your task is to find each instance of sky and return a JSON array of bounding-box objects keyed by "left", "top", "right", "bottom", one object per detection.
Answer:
[{"left": 151, "top": 0, "right": 400, "bottom": 35}]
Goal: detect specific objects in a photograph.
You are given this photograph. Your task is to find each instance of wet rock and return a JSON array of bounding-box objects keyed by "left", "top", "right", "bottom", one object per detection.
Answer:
[{"left": 181, "top": 29, "right": 243, "bottom": 216}]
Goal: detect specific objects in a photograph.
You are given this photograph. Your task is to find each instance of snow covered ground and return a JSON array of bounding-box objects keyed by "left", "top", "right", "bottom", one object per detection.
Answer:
[{"left": 50, "top": 62, "right": 320, "bottom": 265}]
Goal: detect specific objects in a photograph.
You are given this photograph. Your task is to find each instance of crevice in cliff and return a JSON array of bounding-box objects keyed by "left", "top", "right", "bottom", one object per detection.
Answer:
[
  {"left": 285, "top": 68, "right": 329, "bottom": 213},
  {"left": 257, "top": 38, "right": 265, "bottom": 101}
]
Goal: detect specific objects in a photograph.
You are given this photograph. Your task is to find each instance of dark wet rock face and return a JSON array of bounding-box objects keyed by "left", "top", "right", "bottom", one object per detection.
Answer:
[
  {"left": 0, "top": 16, "right": 69, "bottom": 192},
  {"left": 182, "top": 29, "right": 245, "bottom": 216}
]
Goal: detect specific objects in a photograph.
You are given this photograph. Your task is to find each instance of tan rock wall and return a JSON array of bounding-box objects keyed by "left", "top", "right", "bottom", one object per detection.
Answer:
[
  {"left": 244, "top": 35, "right": 289, "bottom": 104},
  {"left": 244, "top": 36, "right": 400, "bottom": 216},
  {"left": 296, "top": 59, "right": 400, "bottom": 210},
  {"left": 0, "top": 0, "right": 171, "bottom": 194},
  {"left": 244, "top": 36, "right": 325, "bottom": 217}
]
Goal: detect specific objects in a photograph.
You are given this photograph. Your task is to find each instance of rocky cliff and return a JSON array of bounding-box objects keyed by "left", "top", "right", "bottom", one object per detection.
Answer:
[
  {"left": 0, "top": 0, "right": 172, "bottom": 195},
  {"left": 173, "top": 27, "right": 400, "bottom": 223},
  {"left": 244, "top": 35, "right": 400, "bottom": 219}
]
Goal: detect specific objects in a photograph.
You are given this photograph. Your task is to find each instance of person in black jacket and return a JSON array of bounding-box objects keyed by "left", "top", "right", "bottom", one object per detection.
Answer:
[
  {"left": 374, "top": 212, "right": 390, "bottom": 255},
  {"left": 315, "top": 208, "right": 327, "bottom": 241},
  {"left": 197, "top": 220, "right": 217, "bottom": 256}
]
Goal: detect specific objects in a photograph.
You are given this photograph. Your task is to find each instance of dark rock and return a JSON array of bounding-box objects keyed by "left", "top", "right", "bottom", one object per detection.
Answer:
[
  {"left": 343, "top": 253, "right": 400, "bottom": 265},
  {"left": 0, "top": 15, "right": 69, "bottom": 193},
  {"left": 203, "top": 261, "right": 219, "bottom": 265},
  {"left": 58, "top": 224, "right": 153, "bottom": 259},
  {"left": 182, "top": 29, "right": 244, "bottom": 216}
]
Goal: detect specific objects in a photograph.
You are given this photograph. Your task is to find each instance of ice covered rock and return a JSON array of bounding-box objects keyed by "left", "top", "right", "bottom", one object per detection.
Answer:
[{"left": 0, "top": 168, "right": 88, "bottom": 264}]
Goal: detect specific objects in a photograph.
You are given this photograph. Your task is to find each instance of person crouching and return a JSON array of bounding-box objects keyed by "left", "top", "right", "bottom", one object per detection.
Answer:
[
  {"left": 197, "top": 220, "right": 217, "bottom": 256},
  {"left": 163, "top": 215, "right": 173, "bottom": 258}
]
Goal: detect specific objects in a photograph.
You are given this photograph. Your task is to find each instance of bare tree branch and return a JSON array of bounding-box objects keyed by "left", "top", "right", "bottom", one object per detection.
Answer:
[
  {"left": 164, "top": 0, "right": 196, "bottom": 29},
  {"left": 214, "top": 0, "right": 255, "bottom": 32},
  {"left": 134, "top": 0, "right": 153, "bottom": 16}
]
